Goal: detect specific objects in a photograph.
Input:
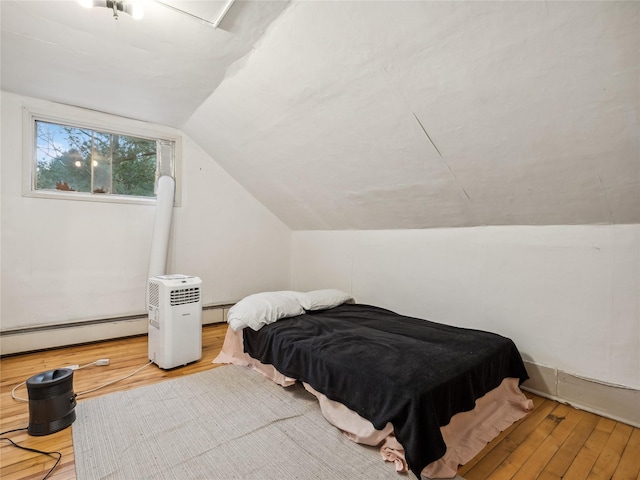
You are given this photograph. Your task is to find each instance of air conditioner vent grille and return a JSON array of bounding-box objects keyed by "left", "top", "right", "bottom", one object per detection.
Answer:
[
  {"left": 149, "top": 283, "right": 160, "bottom": 307},
  {"left": 170, "top": 287, "right": 200, "bottom": 306}
]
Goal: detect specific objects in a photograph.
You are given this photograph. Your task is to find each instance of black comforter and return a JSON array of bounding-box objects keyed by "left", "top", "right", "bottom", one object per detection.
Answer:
[{"left": 243, "top": 303, "right": 529, "bottom": 477}]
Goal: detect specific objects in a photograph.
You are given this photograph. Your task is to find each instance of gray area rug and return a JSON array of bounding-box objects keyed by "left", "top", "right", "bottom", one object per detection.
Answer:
[
  {"left": 72, "top": 365, "right": 397, "bottom": 479},
  {"left": 72, "top": 365, "right": 463, "bottom": 480}
]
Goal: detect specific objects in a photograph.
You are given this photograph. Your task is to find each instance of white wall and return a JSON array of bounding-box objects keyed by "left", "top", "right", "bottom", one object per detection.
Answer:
[
  {"left": 0, "top": 92, "right": 292, "bottom": 332},
  {"left": 292, "top": 225, "right": 640, "bottom": 390}
]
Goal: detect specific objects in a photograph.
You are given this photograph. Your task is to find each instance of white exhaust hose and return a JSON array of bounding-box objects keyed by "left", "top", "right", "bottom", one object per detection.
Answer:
[{"left": 148, "top": 175, "right": 175, "bottom": 281}]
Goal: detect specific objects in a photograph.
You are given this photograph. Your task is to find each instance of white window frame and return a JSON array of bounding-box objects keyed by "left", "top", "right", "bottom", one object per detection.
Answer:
[{"left": 22, "top": 102, "right": 182, "bottom": 206}]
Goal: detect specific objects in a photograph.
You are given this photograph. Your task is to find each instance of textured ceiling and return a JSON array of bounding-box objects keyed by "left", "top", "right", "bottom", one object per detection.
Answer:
[
  {"left": 0, "top": 0, "right": 290, "bottom": 127},
  {"left": 2, "top": 1, "right": 639, "bottom": 230}
]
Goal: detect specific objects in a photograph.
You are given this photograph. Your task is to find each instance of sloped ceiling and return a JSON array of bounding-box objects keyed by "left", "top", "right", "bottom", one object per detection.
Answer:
[
  {"left": 0, "top": 0, "right": 290, "bottom": 126},
  {"left": 2, "top": 1, "right": 639, "bottom": 230}
]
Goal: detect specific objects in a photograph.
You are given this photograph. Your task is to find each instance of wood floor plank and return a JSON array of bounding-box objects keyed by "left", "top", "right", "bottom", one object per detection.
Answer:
[
  {"left": 538, "top": 407, "right": 600, "bottom": 479},
  {"left": 611, "top": 427, "right": 640, "bottom": 480},
  {"left": 510, "top": 403, "right": 581, "bottom": 480},
  {"left": 483, "top": 404, "right": 571, "bottom": 479},
  {"left": 587, "top": 421, "right": 633, "bottom": 480},
  {"left": 562, "top": 417, "right": 619, "bottom": 480}
]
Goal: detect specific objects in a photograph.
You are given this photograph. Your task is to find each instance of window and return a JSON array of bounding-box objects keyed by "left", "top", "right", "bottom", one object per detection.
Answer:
[{"left": 23, "top": 104, "right": 181, "bottom": 205}]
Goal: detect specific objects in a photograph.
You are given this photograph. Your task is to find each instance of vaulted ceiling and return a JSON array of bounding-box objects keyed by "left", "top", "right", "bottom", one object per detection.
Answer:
[{"left": 2, "top": 1, "right": 639, "bottom": 230}]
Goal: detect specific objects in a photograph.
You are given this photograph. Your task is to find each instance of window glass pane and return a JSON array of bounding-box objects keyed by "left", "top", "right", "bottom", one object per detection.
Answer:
[
  {"left": 112, "top": 134, "right": 157, "bottom": 197},
  {"left": 35, "top": 121, "right": 158, "bottom": 198},
  {"left": 36, "top": 121, "right": 91, "bottom": 193}
]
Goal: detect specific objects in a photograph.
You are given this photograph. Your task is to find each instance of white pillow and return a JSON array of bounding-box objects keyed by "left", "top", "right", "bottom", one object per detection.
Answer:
[
  {"left": 227, "top": 291, "right": 305, "bottom": 332},
  {"left": 298, "top": 289, "right": 354, "bottom": 311}
]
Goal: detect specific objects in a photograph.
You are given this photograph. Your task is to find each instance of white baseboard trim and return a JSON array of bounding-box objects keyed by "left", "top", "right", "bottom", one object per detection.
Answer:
[
  {"left": 521, "top": 360, "right": 640, "bottom": 428},
  {"left": 0, "top": 305, "right": 230, "bottom": 356}
]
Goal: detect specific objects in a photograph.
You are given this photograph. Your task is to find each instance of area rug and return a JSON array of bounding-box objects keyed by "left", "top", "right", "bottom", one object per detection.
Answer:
[{"left": 72, "top": 365, "right": 464, "bottom": 480}]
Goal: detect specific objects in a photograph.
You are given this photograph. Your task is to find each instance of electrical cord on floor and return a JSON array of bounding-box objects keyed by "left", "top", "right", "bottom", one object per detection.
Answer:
[
  {"left": 0, "top": 427, "right": 62, "bottom": 480},
  {"left": 10, "top": 358, "right": 153, "bottom": 402},
  {"left": 11, "top": 359, "right": 110, "bottom": 402},
  {"left": 75, "top": 360, "right": 153, "bottom": 396}
]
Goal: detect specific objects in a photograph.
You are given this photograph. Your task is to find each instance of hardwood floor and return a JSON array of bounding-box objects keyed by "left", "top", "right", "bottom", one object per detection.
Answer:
[{"left": 1, "top": 323, "right": 638, "bottom": 480}]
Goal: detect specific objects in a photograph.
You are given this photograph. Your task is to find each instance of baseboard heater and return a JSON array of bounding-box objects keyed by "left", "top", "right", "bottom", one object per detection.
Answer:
[
  {"left": 0, "top": 304, "right": 233, "bottom": 356},
  {"left": 1, "top": 304, "right": 232, "bottom": 337}
]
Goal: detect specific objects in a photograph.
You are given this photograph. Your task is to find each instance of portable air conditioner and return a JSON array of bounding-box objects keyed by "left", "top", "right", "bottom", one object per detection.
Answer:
[{"left": 148, "top": 274, "right": 202, "bottom": 369}]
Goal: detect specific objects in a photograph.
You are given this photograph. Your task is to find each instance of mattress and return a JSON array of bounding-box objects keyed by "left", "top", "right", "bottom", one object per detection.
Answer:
[{"left": 214, "top": 302, "right": 533, "bottom": 478}]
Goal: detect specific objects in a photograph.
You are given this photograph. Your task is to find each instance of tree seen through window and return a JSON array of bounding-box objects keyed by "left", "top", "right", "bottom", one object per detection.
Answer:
[{"left": 35, "top": 121, "right": 157, "bottom": 197}]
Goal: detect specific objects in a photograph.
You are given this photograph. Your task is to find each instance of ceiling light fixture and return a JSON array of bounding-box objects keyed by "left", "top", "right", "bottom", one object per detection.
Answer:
[{"left": 77, "top": 0, "right": 144, "bottom": 20}]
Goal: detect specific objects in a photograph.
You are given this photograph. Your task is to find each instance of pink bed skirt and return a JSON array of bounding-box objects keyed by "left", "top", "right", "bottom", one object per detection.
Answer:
[{"left": 214, "top": 326, "right": 533, "bottom": 479}]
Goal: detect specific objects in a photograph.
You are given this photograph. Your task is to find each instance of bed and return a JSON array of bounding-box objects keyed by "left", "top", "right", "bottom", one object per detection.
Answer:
[{"left": 213, "top": 289, "right": 533, "bottom": 479}]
